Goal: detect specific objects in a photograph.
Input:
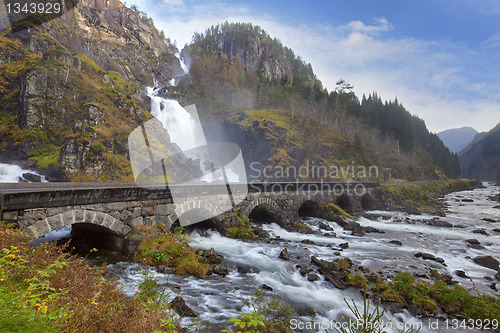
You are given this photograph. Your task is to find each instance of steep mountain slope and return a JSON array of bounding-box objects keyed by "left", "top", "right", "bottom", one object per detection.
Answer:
[
  {"left": 0, "top": 13, "right": 461, "bottom": 182},
  {"left": 459, "top": 123, "right": 500, "bottom": 182},
  {"left": 179, "top": 23, "right": 460, "bottom": 181},
  {"left": 0, "top": 0, "right": 183, "bottom": 181},
  {"left": 437, "top": 127, "right": 478, "bottom": 153}
]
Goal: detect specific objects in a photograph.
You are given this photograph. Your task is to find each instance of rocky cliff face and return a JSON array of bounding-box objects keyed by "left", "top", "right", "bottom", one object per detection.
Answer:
[
  {"left": 0, "top": 0, "right": 184, "bottom": 181},
  {"left": 184, "top": 22, "right": 316, "bottom": 85}
]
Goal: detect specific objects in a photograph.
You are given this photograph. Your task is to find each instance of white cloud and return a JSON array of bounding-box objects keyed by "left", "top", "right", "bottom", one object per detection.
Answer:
[
  {"left": 161, "top": 0, "right": 184, "bottom": 6},
  {"left": 138, "top": 1, "right": 499, "bottom": 133}
]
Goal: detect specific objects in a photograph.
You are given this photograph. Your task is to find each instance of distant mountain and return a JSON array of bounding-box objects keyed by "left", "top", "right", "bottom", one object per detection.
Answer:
[
  {"left": 459, "top": 124, "right": 500, "bottom": 182},
  {"left": 437, "top": 127, "right": 478, "bottom": 153}
]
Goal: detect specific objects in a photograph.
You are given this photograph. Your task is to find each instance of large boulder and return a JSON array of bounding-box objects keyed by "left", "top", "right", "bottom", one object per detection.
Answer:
[{"left": 473, "top": 256, "right": 499, "bottom": 271}]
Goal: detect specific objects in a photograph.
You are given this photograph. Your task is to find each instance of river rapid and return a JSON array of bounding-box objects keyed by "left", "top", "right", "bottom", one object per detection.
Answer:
[{"left": 93, "top": 183, "right": 499, "bottom": 333}]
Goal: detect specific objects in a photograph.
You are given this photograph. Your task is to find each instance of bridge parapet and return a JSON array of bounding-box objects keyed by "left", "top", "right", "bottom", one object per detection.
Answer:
[{"left": 0, "top": 182, "right": 377, "bottom": 238}]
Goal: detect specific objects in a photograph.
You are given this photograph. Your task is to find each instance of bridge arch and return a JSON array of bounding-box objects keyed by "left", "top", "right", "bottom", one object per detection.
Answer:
[
  {"left": 243, "top": 197, "right": 281, "bottom": 217},
  {"left": 172, "top": 208, "right": 222, "bottom": 231},
  {"left": 335, "top": 193, "right": 353, "bottom": 214},
  {"left": 298, "top": 200, "right": 322, "bottom": 218},
  {"left": 243, "top": 197, "right": 281, "bottom": 224},
  {"left": 174, "top": 201, "right": 225, "bottom": 222},
  {"left": 24, "top": 209, "right": 128, "bottom": 237}
]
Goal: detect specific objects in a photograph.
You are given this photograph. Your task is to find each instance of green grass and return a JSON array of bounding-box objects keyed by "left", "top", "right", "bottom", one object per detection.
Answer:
[
  {"left": 322, "top": 203, "right": 352, "bottom": 219},
  {"left": 374, "top": 271, "right": 500, "bottom": 319},
  {"left": 0, "top": 285, "right": 59, "bottom": 333},
  {"left": 227, "top": 216, "right": 256, "bottom": 239},
  {"left": 134, "top": 227, "right": 208, "bottom": 278},
  {"left": 378, "top": 179, "right": 479, "bottom": 213},
  {"left": 28, "top": 144, "right": 60, "bottom": 170}
]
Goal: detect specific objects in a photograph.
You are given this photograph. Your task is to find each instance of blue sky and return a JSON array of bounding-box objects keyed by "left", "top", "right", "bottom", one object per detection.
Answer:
[{"left": 129, "top": 0, "right": 500, "bottom": 133}]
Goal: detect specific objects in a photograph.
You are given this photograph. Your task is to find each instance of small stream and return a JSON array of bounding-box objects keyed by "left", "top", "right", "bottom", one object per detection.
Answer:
[{"left": 95, "top": 183, "right": 499, "bottom": 332}]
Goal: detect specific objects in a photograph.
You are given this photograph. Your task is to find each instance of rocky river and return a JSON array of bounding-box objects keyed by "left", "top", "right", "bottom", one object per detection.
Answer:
[{"left": 86, "top": 182, "right": 499, "bottom": 332}]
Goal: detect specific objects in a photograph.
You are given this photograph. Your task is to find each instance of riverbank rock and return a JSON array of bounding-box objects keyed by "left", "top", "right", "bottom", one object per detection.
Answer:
[
  {"left": 211, "top": 265, "right": 228, "bottom": 277},
  {"left": 389, "top": 240, "right": 402, "bottom": 246},
  {"left": 279, "top": 248, "right": 290, "bottom": 261},
  {"left": 301, "top": 239, "right": 317, "bottom": 245},
  {"left": 261, "top": 284, "right": 273, "bottom": 291},
  {"left": 473, "top": 256, "right": 500, "bottom": 271},
  {"left": 307, "top": 273, "right": 320, "bottom": 282},
  {"left": 415, "top": 252, "right": 445, "bottom": 264},
  {"left": 455, "top": 270, "right": 467, "bottom": 278},
  {"left": 472, "top": 229, "right": 489, "bottom": 236},
  {"left": 495, "top": 271, "right": 500, "bottom": 281},
  {"left": 311, "top": 256, "right": 347, "bottom": 289},
  {"left": 200, "top": 248, "right": 223, "bottom": 265},
  {"left": 169, "top": 296, "right": 197, "bottom": 317},
  {"left": 343, "top": 221, "right": 364, "bottom": 236},
  {"left": 426, "top": 218, "right": 453, "bottom": 228},
  {"left": 402, "top": 203, "right": 422, "bottom": 215},
  {"left": 339, "top": 242, "right": 349, "bottom": 249},
  {"left": 22, "top": 172, "right": 42, "bottom": 182},
  {"left": 364, "top": 226, "right": 385, "bottom": 233}
]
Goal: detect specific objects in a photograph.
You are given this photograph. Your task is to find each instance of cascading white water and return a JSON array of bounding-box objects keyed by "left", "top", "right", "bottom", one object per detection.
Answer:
[
  {"left": 147, "top": 87, "right": 206, "bottom": 151},
  {"left": 0, "top": 162, "right": 46, "bottom": 183},
  {"left": 175, "top": 52, "right": 189, "bottom": 74},
  {"left": 104, "top": 183, "right": 499, "bottom": 332}
]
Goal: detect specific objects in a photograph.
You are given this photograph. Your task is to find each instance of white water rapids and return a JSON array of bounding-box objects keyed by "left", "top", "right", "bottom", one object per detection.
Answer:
[
  {"left": 99, "top": 183, "right": 499, "bottom": 332},
  {"left": 0, "top": 162, "right": 46, "bottom": 183}
]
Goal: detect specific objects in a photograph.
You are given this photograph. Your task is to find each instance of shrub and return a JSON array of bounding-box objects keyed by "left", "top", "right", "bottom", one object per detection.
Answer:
[
  {"left": 90, "top": 142, "right": 106, "bottom": 154},
  {"left": 348, "top": 273, "right": 367, "bottom": 288},
  {"left": 134, "top": 228, "right": 208, "bottom": 278},
  {"left": 225, "top": 288, "right": 296, "bottom": 333},
  {"left": 227, "top": 216, "right": 256, "bottom": 239},
  {"left": 0, "top": 222, "right": 176, "bottom": 332},
  {"left": 322, "top": 203, "right": 352, "bottom": 219}
]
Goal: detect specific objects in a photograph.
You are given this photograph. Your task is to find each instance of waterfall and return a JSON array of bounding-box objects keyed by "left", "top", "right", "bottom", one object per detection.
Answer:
[
  {"left": 146, "top": 87, "right": 206, "bottom": 151},
  {"left": 175, "top": 52, "right": 189, "bottom": 74},
  {"left": 143, "top": 53, "right": 244, "bottom": 183},
  {"left": 0, "top": 163, "right": 46, "bottom": 183}
]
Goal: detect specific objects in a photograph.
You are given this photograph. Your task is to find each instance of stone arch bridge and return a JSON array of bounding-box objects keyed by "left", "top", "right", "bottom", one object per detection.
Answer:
[{"left": 0, "top": 182, "right": 378, "bottom": 240}]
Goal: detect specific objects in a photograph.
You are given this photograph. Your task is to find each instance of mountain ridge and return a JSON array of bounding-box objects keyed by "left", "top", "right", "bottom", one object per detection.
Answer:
[
  {"left": 459, "top": 123, "right": 500, "bottom": 182},
  {"left": 0, "top": 9, "right": 461, "bottom": 182},
  {"left": 437, "top": 126, "right": 478, "bottom": 154}
]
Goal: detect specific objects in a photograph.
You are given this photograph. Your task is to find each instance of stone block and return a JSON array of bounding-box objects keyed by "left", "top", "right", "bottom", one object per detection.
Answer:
[
  {"left": 154, "top": 215, "right": 167, "bottom": 225},
  {"left": 33, "top": 220, "right": 51, "bottom": 235},
  {"left": 19, "top": 219, "right": 35, "bottom": 229},
  {"left": 143, "top": 216, "right": 155, "bottom": 226},
  {"left": 109, "top": 219, "right": 123, "bottom": 233},
  {"left": 133, "top": 207, "right": 142, "bottom": 218},
  {"left": 46, "top": 207, "right": 67, "bottom": 216},
  {"left": 2, "top": 211, "right": 19, "bottom": 222},
  {"left": 142, "top": 206, "right": 154, "bottom": 217},
  {"left": 155, "top": 204, "right": 173, "bottom": 216},
  {"left": 47, "top": 215, "right": 64, "bottom": 230},
  {"left": 60, "top": 210, "right": 75, "bottom": 225},
  {"left": 107, "top": 202, "right": 127, "bottom": 211},
  {"left": 92, "top": 212, "right": 105, "bottom": 226},
  {"left": 83, "top": 210, "right": 95, "bottom": 223},
  {"left": 74, "top": 210, "right": 85, "bottom": 222},
  {"left": 23, "top": 209, "right": 46, "bottom": 220},
  {"left": 127, "top": 217, "right": 143, "bottom": 228},
  {"left": 102, "top": 214, "right": 114, "bottom": 228},
  {"left": 122, "top": 225, "right": 132, "bottom": 235},
  {"left": 126, "top": 201, "right": 142, "bottom": 208}
]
